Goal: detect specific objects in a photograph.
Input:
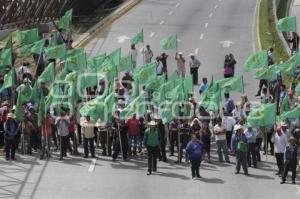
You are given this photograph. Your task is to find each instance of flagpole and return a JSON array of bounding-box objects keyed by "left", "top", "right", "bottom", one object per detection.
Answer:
[
  {"left": 142, "top": 29, "right": 145, "bottom": 65},
  {"left": 34, "top": 43, "right": 45, "bottom": 78}
]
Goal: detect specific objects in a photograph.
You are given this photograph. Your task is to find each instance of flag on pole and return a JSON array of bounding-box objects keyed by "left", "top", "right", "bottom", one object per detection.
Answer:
[
  {"left": 37, "top": 62, "right": 55, "bottom": 84},
  {"left": 0, "top": 34, "right": 12, "bottom": 49},
  {"left": 160, "top": 35, "right": 177, "bottom": 50},
  {"left": 58, "top": 9, "right": 73, "bottom": 30},
  {"left": 131, "top": 30, "right": 144, "bottom": 45},
  {"left": 0, "top": 68, "right": 16, "bottom": 93},
  {"left": 88, "top": 53, "right": 106, "bottom": 72},
  {"left": 247, "top": 103, "right": 276, "bottom": 127},
  {"left": 199, "top": 81, "right": 221, "bottom": 112},
  {"left": 118, "top": 55, "right": 133, "bottom": 72},
  {"left": 0, "top": 48, "right": 12, "bottom": 66},
  {"left": 120, "top": 95, "right": 147, "bottom": 118},
  {"left": 133, "top": 63, "right": 157, "bottom": 84},
  {"left": 16, "top": 28, "right": 40, "bottom": 45},
  {"left": 254, "top": 66, "right": 278, "bottom": 80},
  {"left": 280, "top": 105, "right": 300, "bottom": 121},
  {"left": 38, "top": 95, "right": 46, "bottom": 127},
  {"left": 221, "top": 75, "right": 244, "bottom": 93},
  {"left": 276, "top": 16, "right": 297, "bottom": 32},
  {"left": 45, "top": 44, "right": 67, "bottom": 59},
  {"left": 65, "top": 49, "right": 87, "bottom": 72},
  {"left": 244, "top": 50, "right": 268, "bottom": 71},
  {"left": 30, "top": 39, "right": 46, "bottom": 54}
]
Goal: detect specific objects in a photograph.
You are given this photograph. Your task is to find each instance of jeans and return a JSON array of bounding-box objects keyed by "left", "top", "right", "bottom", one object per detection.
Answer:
[
  {"left": 236, "top": 151, "right": 248, "bottom": 173},
  {"left": 216, "top": 140, "right": 230, "bottom": 162},
  {"left": 190, "top": 68, "right": 198, "bottom": 85},
  {"left": 282, "top": 160, "right": 297, "bottom": 182},
  {"left": 190, "top": 157, "right": 202, "bottom": 177},
  {"left": 59, "top": 135, "right": 69, "bottom": 158},
  {"left": 128, "top": 135, "right": 139, "bottom": 155},
  {"left": 169, "top": 130, "right": 179, "bottom": 155},
  {"left": 5, "top": 138, "right": 16, "bottom": 159},
  {"left": 255, "top": 138, "right": 263, "bottom": 161},
  {"left": 83, "top": 137, "right": 95, "bottom": 157},
  {"left": 100, "top": 130, "right": 112, "bottom": 156},
  {"left": 275, "top": 153, "right": 284, "bottom": 174},
  {"left": 247, "top": 143, "right": 257, "bottom": 167},
  {"left": 226, "top": 131, "right": 233, "bottom": 151},
  {"left": 147, "top": 146, "right": 158, "bottom": 173}
]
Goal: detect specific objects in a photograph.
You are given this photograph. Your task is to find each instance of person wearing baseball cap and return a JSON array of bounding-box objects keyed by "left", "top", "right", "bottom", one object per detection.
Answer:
[
  {"left": 4, "top": 113, "right": 18, "bottom": 161},
  {"left": 144, "top": 120, "right": 160, "bottom": 175}
]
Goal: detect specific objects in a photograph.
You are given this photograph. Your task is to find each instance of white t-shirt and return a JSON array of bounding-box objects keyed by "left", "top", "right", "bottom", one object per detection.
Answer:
[
  {"left": 214, "top": 124, "right": 226, "bottom": 141},
  {"left": 157, "top": 61, "right": 163, "bottom": 75},
  {"left": 222, "top": 117, "right": 236, "bottom": 131},
  {"left": 131, "top": 49, "right": 138, "bottom": 62},
  {"left": 274, "top": 133, "right": 288, "bottom": 153}
]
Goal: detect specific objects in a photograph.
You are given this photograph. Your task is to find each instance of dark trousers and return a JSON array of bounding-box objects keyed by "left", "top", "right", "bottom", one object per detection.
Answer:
[
  {"left": 159, "top": 141, "right": 167, "bottom": 161},
  {"left": 255, "top": 138, "right": 263, "bottom": 161},
  {"left": 51, "top": 124, "right": 58, "bottom": 148},
  {"left": 275, "top": 153, "right": 284, "bottom": 174},
  {"left": 257, "top": 79, "right": 268, "bottom": 95},
  {"left": 190, "top": 68, "right": 198, "bottom": 85},
  {"left": 169, "top": 131, "right": 178, "bottom": 155},
  {"left": 83, "top": 137, "right": 95, "bottom": 157},
  {"left": 5, "top": 138, "right": 16, "bottom": 159},
  {"left": 226, "top": 131, "right": 233, "bottom": 151},
  {"left": 40, "top": 135, "right": 51, "bottom": 159},
  {"left": 59, "top": 135, "right": 69, "bottom": 158},
  {"left": 21, "top": 134, "right": 32, "bottom": 155},
  {"left": 68, "top": 132, "right": 78, "bottom": 153},
  {"left": 263, "top": 133, "right": 274, "bottom": 154},
  {"left": 147, "top": 146, "right": 158, "bottom": 173},
  {"left": 247, "top": 143, "right": 257, "bottom": 167},
  {"left": 77, "top": 124, "right": 82, "bottom": 145},
  {"left": 100, "top": 131, "right": 112, "bottom": 156},
  {"left": 236, "top": 151, "right": 248, "bottom": 173},
  {"left": 0, "top": 130, "right": 4, "bottom": 147},
  {"left": 282, "top": 160, "right": 297, "bottom": 182},
  {"left": 31, "top": 130, "right": 41, "bottom": 150},
  {"left": 190, "top": 157, "right": 201, "bottom": 177},
  {"left": 112, "top": 135, "right": 128, "bottom": 160}
]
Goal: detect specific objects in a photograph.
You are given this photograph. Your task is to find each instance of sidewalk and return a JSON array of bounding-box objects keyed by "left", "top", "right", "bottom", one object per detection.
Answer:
[{"left": 291, "top": 0, "right": 300, "bottom": 33}]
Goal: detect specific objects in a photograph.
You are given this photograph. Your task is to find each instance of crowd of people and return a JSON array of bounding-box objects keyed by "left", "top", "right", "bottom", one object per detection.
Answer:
[{"left": 0, "top": 26, "right": 299, "bottom": 185}]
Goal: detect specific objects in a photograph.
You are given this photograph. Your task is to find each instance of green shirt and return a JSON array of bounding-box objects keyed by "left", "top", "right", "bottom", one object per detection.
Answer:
[{"left": 146, "top": 128, "right": 159, "bottom": 147}]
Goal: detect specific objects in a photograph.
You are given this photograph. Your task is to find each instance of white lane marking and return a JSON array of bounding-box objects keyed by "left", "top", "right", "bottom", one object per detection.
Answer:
[
  {"left": 159, "top": 20, "right": 165, "bottom": 25},
  {"left": 150, "top": 32, "right": 155, "bottom": 38},
  {"left": 200, "top": 34, "right": 204, "bottom": 40},
  {"left": 168, "top": 11, "right": 173, "bottom": 16},
  {"left": 88, "top": 158, "right": 97, "bottom": 173},
  {"left": 194, "top": 48, "right": 199, "bottom": 55},
  {"left": 209, "top": 13, "right": 213, "bottom": 18},
  {"left": 205, "top": 23, "right": 209, "bottom": 28},
  {"left": 116, "top": 35, "right": 130, "bottom": 43},
  {"left": 177, "top": 38, "right": 182, "bottom": 42},
  {"left": 219, "top": 0, "right": 222, "bottom": 2},
  {"left": 214, "top": 5, "right": 218, "bottom": 9},
  {"left": 175, "top": 3, "right": 180, "bottom": 7},
  {"left": 220, "top": 40, "right": 235, "bottom": 48}
]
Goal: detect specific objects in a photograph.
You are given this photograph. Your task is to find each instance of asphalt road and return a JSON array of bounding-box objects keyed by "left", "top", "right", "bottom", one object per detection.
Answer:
[{"left": 1, "top": 0, "right": 300, "bottom": 199}]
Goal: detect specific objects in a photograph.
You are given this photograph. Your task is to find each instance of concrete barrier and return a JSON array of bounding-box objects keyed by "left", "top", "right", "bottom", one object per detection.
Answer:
[{"left": 73, "top": 0, "right": 142, "bottom": 48}]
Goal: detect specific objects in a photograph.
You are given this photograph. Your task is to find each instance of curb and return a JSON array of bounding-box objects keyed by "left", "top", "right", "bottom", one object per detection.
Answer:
[
  {"left": 73, "top": 0, "right": 142, "bottom": 48},
  {"left": 256, "top": 0, "right": 262, "bottom": 50}
]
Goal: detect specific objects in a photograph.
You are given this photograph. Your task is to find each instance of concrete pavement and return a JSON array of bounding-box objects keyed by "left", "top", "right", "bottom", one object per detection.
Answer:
[{"left": 291, "top": 0, "right": 300, "bottom": 34}]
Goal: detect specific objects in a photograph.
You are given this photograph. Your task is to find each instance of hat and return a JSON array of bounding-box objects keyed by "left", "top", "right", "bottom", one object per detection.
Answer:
[
  {"left": 178, "top": 52, "right": 183, "bottom": 55},
  {"left": 189, "top": 53, "right": 195, "bottom": 57},
  {"left": 280, "top": 122, "right": 288, "bottom": 127},
  {"left": 148, "top": 120, "right": 157, "bottom": 126},
  {"left": 234, "top": 124, "right": 243, "bottom": 131},
  {"left": 7, "top": 113, "right": 16, "bottom": 119}
]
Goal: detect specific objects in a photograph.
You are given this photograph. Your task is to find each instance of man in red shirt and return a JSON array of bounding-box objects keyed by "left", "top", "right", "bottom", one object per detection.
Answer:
[{"left": 127, "top": 114, "right": 140, "bottom": 156}]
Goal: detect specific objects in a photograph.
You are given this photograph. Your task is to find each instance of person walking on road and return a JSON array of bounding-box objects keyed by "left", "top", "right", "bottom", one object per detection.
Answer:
[
  {"left": 231, "top": 124, "right": 248, "bottom": 175},
  {"left": 199, "top": 77, "right": 208, "bottom": 95},
  {"left": 130, "top": 44, "right": 138, "bottom": 68},
  {"left": 214, "top": 119, "right": 230, "bottom": 163},
  {"left": 175, "top": 52, "right": 186, "bottom": 78},
  {"left": 4, "top": 113, "right": 19, "bottom": 161},
  {"left": 81, "top": 116, "right": 96, "bottom": 158},
  {"left": 127, "top": 114, "right": 140, "bottom": 156},
  {"left": 144, "top": 121, "right": 160, "bottom": 175},
  {"left": 143, "top": 45, "right": 153, "bottom": 64},
  {"left": 189, "top": 54, "right": 201, "bottom": 85},
  {"left": 245, "top": 125, "right": 257, "bottom": 168},
  {"left": 186, "top": 134, "right": 204, "bottom": 179},
  {"left": 281, "top": 137, "right": 298, "bottom": 184},
  {"left": 55, "top": 111, "right": 70, "bottom": 160},
  {"left": 274, "top": 126, "right": 288, "bottom": 176}
]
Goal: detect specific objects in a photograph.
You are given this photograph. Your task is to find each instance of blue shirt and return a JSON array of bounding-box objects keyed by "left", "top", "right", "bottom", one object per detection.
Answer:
[
  {"left": 231, "top": 133, "right": 247, "bottom": 152},
  {"left": 199, "top": 83, "right": 208, "bottom": 94},
  {"left": 245, "top": 129, "right": 257, "bottom": 143}
]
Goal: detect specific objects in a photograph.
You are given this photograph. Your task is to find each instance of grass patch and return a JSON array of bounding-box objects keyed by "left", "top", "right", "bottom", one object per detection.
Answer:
[{"left": 259, "top": 0, "right": 290, "bottom": 62}]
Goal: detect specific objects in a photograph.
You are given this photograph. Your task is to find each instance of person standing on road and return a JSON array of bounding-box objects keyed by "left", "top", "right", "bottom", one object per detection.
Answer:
[
  {"left": 144, "top": 121, "right": 160, "bottom": 175},
  {"left": 175, "top": 52, "right": 186, "bottom": 78},
  {"left": 231, "top": 124, "right": 248, "bottom": 175},
  {"left": 55, "top": 111, "right": 70, "bottom": 160},
  {"left": 200, "top": 123, "right": 212, "bottom": 163},
  {"left": 281, "top": 137, "right": 298, "bottom": 184},
  {"left": 274, "top": 126, "right": 288, "bottom": 176},
  {"left": 222, "top": 113, "right": 236, "bottom": 152},
  {"left": 143, "top": 45, "right": 153, "bottom": 64},
  {"left": 245, "top": 126, "right": 257, "bottom": 168},
  {"left": 81, "top": 116, "right": 96, "bottom": 158},
  {"left": 177, "top": 120, "right": 192, "bottom": 163},
  {"left": 224, "top": 93, "right": 235, "bottom": 115},
  {"left": 156, "top": 117, "right": 167, "bottom": 162},
  {"left": 127, "top": 114, "right": 140, "bottom": 156},
  {"left": 161, "top": 53, "right": 169, "bottom": 79},
  {"left": 186, "top": 134, "right": 204, "bottom": 179},
  {"left": 199, "top": 77, "right": 208, "bottom": 95},
  {"left": 40, "top": 112, "right": 52, "bottom": 160},
  {"left": 130, "top": 44, "right": 138, "bottom": 68},
  {"left": 214, "top": 119, "right": 230, "bottom": 163},
  {"left": 189, "top": 54, "right": 201, "bottom": 85},
  {"left": 169, "top": 119, "right": 179, "bottom": 157},
  {"left": 4, "top": 113, "right": 19, "bottom": 161}
]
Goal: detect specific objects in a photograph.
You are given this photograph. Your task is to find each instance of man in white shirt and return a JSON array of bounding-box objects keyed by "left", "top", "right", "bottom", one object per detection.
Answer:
[
  {"left": 143, "top": 45, "right": 153, "bottom": 64},
  {"left": 189, "top": 54, "right": 201, "bottom": 85},
  {"left": 280, "top": 122, "right": 292, "bottom": 139},
  {"left": 130, "top": 44, "right": 138, "bottom": 68},
  {"left": 214, "top": 119, "right": 230, "bottom": 163},
  {"left": 175, "top": 52, "right": 186, "bottom": 78},
  {"left": 222, "top": 113, "right": 236, "bottom": 152},
  {"left": 274, "top": 127, "right": 288, "bottom": 176}
]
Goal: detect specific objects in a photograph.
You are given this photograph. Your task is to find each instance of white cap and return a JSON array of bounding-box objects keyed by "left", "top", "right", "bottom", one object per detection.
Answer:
[
  {"left": 178, "top": 52, "right": 183, "bottom": 55},
  {"left": 234, "top": 124, "right": 243, "bottom": 131}
]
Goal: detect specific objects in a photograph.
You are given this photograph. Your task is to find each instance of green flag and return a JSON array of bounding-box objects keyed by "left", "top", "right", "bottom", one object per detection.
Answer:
[
  {"left": 0, "top": 48, "right": 12, "bottom": 66},
  {"left": 247, "top": 103, "right": 276, "bottom": 127},
  {"left": 0, "top": 34, "right": 12, "bottom": 49},
  {"left": 222, "top": 75, "right": 244, "bottom": 93},
  {"left": 280, "top": 95, "right": 289, "bottom": 114},
  {"left": 199, "top": 81, "right": 221, "bottom": 112},
  {"left": 45, "top": 44, "right": 67, "bottom": 59},
  {"left": 18, "top": 83, "right": 32, "bottom": 104},
  {"left": 160, "top": 35, "right": 177, "bottom": 50},
  {"left": 121, "top": 95, "right": 147, "bottom": 118},
  {"left": 118, "top": 55, "right": 133, "bottom": 72},
  {"left": 101, "top": 48, "right": 121, "bottom": 68},
  {"left": 38, "top": 95, "right": 46, "bottom": 127},
  {"left": 37, "top": 62, "right": 55, "bottom": 84},
  {"left": 144, "top": 75, "right": 165, "bottom": 91},
  {"left": 133, "top": 62, "right": 157, "bottom": 84},
  {"left": 131, "top": 30, "right": 144, "bottom": 45},
  {"left": 88, "top": 53, "right": 106, "bottom": 72},
  {"left": 80, "top": 96, "right": 105, "bottom": 122},
  {"left": 65, "top": 49, "right": 87, "bottom": 72},
  {"left": 280, "top": 105, "right": 300, "bottom": 121},
  {"left": 254, "top": 66, "right": 278, "bottom": 80},
  {"left": 169, "top": 71, "right": 179, "bottom": 82},
  {"left": 58, "top": 9, "right": 73, "bottom": 30},
  {"left": 16, "top": 28, "right": 39, "bottom": 45},
  {"left": 101, "top": 93, "right": 116, "bottom": 122},
  {"left": 183, "top": 75, "right": 193, "bottom": 94},
  {"left": 0, "top": 68, "right": 16, "bottom": 93},
  {"left": 277, "top": 16, "right": 297, "bottom": 32},
  {"left": 30, "top": 39, "right": 46, "bottom": 54},
  {"left": 30, "top": 81, "right": 42, "bottom": 103},
  {"left": 275, "top": 52, "right": 300, "bottom": 74},
  {"left": 244, "top": 50, "right": 268, "bottom": 71},
  {"left": 296, "top": 82, "right": 300, "bottom": 96}
]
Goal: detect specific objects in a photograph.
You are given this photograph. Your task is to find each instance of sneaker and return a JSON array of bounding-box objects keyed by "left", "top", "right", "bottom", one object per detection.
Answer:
[
  {"left": 5, "top": 157, "right": 10, "bottom": 161},
  {"left": 226, "top": 160, "right": 230, "bottom": 163},
  {"left": 244, "top": 172, "right": 249, "bottom": 176},
  {"left": 280, "top": 181, "right": 285, "bottom": 184},
  {"left": 235, "top": 171, "right": 239, "bottom": 174},
  {"left": 255, "top": 93, "right": 260, "bottom": 97},
  {"left": 11, "top": 157, "right": 16, "bottom": 161},
  {"left": 275, "top": 172, "right": 280, "bottom": 175},
  {"left": 197, "top": 175, "right": 202, "bottom": 179},
  {"left": 292, "top": 181, "right": 295, "bottom": 184},
  {"left": 147, "top": 172, "right": 151, "bottom": 176}
]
